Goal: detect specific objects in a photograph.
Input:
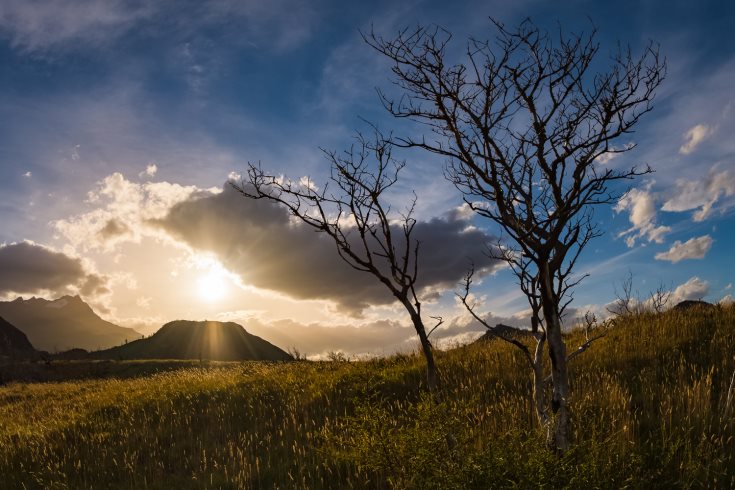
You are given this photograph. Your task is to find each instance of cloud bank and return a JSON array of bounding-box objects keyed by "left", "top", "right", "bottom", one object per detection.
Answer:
[
  {"left": 0, "top": 240, "right": 109, "bottom": 297},
  {"left": 156, "top": 183, "right": 503, "bottom": 314}
]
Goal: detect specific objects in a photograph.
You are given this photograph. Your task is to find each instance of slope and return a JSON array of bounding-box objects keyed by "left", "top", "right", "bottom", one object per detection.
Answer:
[{"left": 0, "top": 316, "right": 36, "bottom": 358}]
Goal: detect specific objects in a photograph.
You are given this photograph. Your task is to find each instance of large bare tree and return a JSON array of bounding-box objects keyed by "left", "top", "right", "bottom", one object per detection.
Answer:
[
  {"left": 366, "top": 18, "right": 665, "bottom": 450},
  {"left": 232, "top": 133, "right": 440, "bottom": 390}
]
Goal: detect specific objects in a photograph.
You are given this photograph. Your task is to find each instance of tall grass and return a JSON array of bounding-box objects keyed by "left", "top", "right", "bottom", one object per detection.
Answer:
[{"left": 1, "top": 306, "right": 733, "bottom": 488}]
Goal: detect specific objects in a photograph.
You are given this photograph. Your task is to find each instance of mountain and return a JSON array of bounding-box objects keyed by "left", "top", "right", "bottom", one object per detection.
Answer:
[
  {"left": 91, "top": 320, "right": 293, "bottom": 361},
  {"left": 0, "top": 316, "right": 36, "bottom": 358},
  {"left": 475, "top": 323, "right": 534, "bottom": 342},
  {"left": 0, "top": 296, "right": 142, "bottom": 352}
]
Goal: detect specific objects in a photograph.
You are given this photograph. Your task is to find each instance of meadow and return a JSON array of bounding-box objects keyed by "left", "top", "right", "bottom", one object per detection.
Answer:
[{"left": 1, "top": 305, "right": 733, "bottom": 489}]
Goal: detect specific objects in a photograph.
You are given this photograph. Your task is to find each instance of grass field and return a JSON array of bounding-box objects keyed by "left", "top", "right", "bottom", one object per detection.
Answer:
[{"left": 1, "top": 306, "right": 734, "bottom": 489}]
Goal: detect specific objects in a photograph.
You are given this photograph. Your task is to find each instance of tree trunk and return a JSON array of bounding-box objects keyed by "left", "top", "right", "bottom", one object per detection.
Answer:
[
  {"left": 532, "top": 334, "right": 549, "bottom": 429},
  {"left": 404, "top": 300, "right": 439, "bottom": 391},
  {"left": 539, "top": 262, "right": 570, "bottom": 452},
  {"left": 417, "top": 326, "right": 439, "bottom": 391}
]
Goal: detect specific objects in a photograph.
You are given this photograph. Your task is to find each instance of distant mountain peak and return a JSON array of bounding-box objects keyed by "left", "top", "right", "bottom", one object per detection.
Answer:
[{"left": 0, "top": 295, "right": 141, "bottom": 352}]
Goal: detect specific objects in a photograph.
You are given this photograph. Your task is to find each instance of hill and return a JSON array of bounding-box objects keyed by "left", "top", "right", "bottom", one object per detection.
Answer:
[
  {"left": 0, "top": 296, "right": 141, "bottom": 352},
  {"left": 91, "top": 320, "right": 292, "bottom": 361},
  {"left": 0, "top": 316, "right": 36, "bottom": 358},
  {"left": 474, "top": 323, "right": 534, "bottom": 342}
]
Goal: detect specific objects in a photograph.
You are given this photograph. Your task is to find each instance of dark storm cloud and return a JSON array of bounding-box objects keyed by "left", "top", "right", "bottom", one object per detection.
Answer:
[
  {"left": 155, "top": 184, "right": 502, "bottom": 313},
  {"left": 0, "top": 241, "right": 108, "bottom": 296}
]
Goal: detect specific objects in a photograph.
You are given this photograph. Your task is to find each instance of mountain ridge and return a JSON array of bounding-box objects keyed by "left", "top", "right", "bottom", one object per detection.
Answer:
[{"left": 0, "top": 295, "right": 142, "bottom": 352}]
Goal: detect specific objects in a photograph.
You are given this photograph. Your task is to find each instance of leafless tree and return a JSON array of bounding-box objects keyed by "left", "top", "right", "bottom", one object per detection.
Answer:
[
  {"left": 608, "top": 271, "right": 672, "bottom": 316},
  {"left": 231, "top": 133, "right": 440, "bottom": 390},
  {"left": 460, "top": 266, "right": 608, "bottom": 437},
  {"left": 607, "top": 270, "right": 637, "bottom": 316},
  {"left": 648, "top": 282, "right": 672, "bottom": 314},
  {"left": 366, "top": 18, "right": 665, "bottom": 450}
]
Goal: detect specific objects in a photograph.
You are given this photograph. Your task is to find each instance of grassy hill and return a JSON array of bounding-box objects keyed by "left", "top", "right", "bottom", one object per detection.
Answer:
[
  {"left": 0, "top": 306, "right": 733, "bottom": 488},
  {"left": 90, "top": 320, "right": 293, "bottom": 362}
]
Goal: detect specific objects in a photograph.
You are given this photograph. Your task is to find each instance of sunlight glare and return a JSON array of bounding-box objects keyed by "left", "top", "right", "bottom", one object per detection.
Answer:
[{"left": 197, "top": 270, "right": 229, "bottom": 302}]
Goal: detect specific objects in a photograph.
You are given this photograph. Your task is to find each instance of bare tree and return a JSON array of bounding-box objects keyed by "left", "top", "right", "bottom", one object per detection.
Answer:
[
  {"left": 608, "top": 271, "right": 672, "bottom": 316},
  {"left": 460, "top": 264, "right": 609, "bottom": 438},
  {"left": 607, "top": 270, "right": 636, "bottom": 317},
  {"left": 366, "top": 18, "right": 665, "bottom": 450},
  {"left": 648, "top": 282, "right": 672, "bottom": 314},
  {"left": 231, "top": 133, "right": 440, "bottom": 390}
]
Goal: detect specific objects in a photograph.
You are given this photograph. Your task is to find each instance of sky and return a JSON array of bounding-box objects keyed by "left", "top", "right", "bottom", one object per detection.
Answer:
[{"left": 0, "top": 0, "right": 734, "bottom": 357}]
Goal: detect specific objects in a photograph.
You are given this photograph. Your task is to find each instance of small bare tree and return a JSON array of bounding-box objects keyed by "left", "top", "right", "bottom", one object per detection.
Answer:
[
  {"left": 608, "top": 271, "right": 672, "bottom": 316},
  {"left": 232, "top": 133, "right": 439, "bottom": 390},
  {"left": 607, "top": 270, "right": 637, "bottom": 316},
  {"left": 367, "top": 18, "right": 665, "bottom": 450},
  {"left": 648, "top": 283, "right": 672, "bottom": 314}
]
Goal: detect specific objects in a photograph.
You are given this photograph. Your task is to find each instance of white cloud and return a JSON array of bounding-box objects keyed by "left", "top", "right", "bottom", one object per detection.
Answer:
[
  {"left": 654, "top": 235, "right": 713, "bottom": 263},
  {"left": 670, "top": 276, "right": 710, "bottom": 304},
  {"left": 22, "top": 171, "right": 31, "bottom": 178},
  {"left": 139, "top": 163, "right": 157, "bottom": 178},
  {"left": 615, "top": 186, "right": 671, "bottom": 247},
  {"left": 720, "top": 294, "right": 734, "bottom": 305},
  {"left": 679, "top": 124, "right": 714, "bottom": 155},
  {"left": 662, "top": 170, "right": 735, "bottom": 221},
  {"left": 593, "top": 143, "right": 636, "bottom": 165},
  {"left": 53, "top": 172, "right": 220, "bottom": 251}
]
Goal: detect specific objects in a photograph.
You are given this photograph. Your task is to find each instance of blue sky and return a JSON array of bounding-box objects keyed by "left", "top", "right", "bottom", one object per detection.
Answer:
[{"left": 0, "top": 0, "right": 733, "bottom": 356}]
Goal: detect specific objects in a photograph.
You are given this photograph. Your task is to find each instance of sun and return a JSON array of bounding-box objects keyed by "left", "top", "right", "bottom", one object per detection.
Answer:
[{"left": 197, "top": 271, "right": 229, "bottom": 302}]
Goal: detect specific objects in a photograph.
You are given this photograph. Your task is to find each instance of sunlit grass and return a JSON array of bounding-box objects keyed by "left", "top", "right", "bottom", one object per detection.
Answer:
[{"left": 1, "top": 305, "right": 733, "bottom": 488}]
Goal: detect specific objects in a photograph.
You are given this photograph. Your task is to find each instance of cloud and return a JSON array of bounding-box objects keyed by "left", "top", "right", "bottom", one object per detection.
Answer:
[
  {"left": 0, "top": 240, "right": 109, "bottom": 298},
  {"left": 0, "top": 0, "right": 319, "bottom": 53},
  {"left": 155, "top": 183, "right": 503, "bottom": 314},
  {"left": 222, "top": 305, "right": 541, "bottom": 358},
  {"left": 720, "top": 294, "right": 734, "bottom": 305},
  {"left": 670, "top": 276, "right": 710, "bottom": 305},
  {"left": 140, "top": 163, "right": 157, "bottom": 178},
  {"left": 662, "top": 169, "right": 735, "bottom": 221},
  {"left": 593, "top": 143, "right": 636, "bottom": 165},
  {"left": 0, "top": 0, "right": 155, "bottom": 52},
  {"left": 53, "top": 172, "right": 219, "bottom": 251},
  {"left": 679, "top": 124, "right": 714, "bottom": 155},
  {"left": 654, "top": 235, "right": 713, "bottom": 263},
  {"left": 615, "top": 187, "right": 671, "bottom": 247}
]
